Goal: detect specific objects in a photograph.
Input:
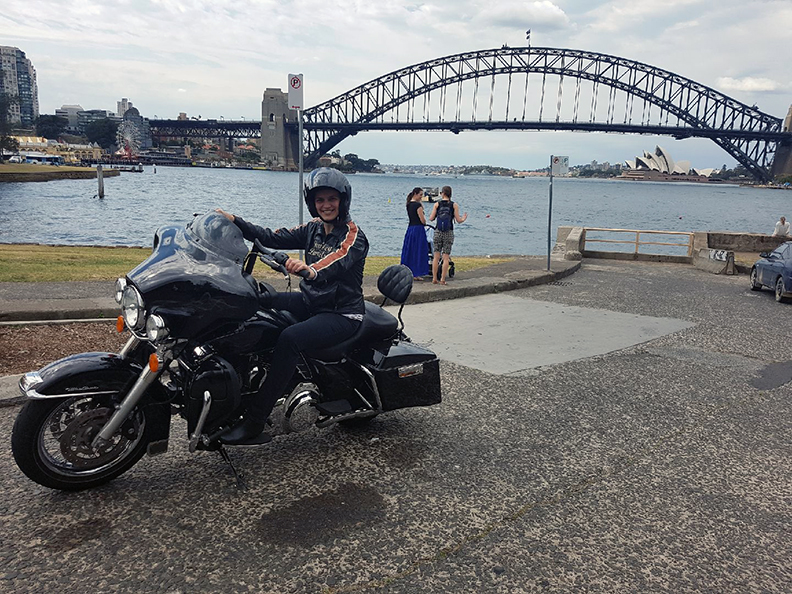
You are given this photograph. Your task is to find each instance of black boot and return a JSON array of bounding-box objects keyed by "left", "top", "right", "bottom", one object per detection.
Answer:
[{"left": 218, "top": 417, "right": 272, "bottom": 446}]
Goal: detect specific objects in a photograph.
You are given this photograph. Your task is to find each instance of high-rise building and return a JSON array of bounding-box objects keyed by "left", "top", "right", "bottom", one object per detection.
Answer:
[
  {"left": 0, "top": 46, "right": 39, "bottom": 127},
  {"left": 117, "top": 98, "right": 133, "bottom": 117}
]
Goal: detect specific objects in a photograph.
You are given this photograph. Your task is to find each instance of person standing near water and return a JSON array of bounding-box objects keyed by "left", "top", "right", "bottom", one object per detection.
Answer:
[
  {"left": 400, "top": 187, "right": 429, "bottom": 280},
  {"left": 429, "top": 185, "right": 467, "bottom": 285}
]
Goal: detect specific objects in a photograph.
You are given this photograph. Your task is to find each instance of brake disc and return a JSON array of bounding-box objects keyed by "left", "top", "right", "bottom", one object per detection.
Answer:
[{"left": 58, "top": 408, "right": 130, "bottom": 469}]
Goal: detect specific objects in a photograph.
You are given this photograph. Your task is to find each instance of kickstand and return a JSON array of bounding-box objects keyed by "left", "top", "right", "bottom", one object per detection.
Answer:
[{"left": 217, "top": 445, "right": 247, "bottom": 490}]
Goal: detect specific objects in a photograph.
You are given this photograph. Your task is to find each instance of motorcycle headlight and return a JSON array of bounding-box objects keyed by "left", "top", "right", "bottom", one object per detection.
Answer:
[
  {"left": 114, "top": 277, "right": 127, "bottom": 304},
  {"left": 121, "top": 285, "right": 145, "bottom": 330},
  {"left": 145, "top": 314, "right": 169, "bottom": 342}
]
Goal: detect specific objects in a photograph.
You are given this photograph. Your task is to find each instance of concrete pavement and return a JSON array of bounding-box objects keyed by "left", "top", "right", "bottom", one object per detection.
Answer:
[{"left": 1, "top": 259, "right": 790, "bottom": 592}]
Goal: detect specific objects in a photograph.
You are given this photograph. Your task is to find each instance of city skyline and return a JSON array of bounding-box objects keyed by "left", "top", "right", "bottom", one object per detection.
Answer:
[{"left": 2, "top": 0, "right": 790, "bottom": 170}]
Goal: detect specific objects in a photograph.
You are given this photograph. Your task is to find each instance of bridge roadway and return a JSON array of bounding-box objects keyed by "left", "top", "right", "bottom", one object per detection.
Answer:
[{"left": 1, "top": 260, "right": 790, "bottom": 592}]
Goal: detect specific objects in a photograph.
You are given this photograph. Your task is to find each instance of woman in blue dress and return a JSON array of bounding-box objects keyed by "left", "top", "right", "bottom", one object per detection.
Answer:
[{"left": 400, "top": 187, "right": 429, "bottom": 280}]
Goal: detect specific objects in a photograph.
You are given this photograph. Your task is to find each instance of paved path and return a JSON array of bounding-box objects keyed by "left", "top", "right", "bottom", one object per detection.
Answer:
[{"left": 1, "top": 260, "right": 790, "bottom": 593}]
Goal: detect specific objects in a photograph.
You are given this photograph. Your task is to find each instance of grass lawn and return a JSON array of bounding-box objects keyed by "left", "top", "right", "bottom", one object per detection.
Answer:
[{"left": 0, "top": 244, "right": 511, "bottom": 282}]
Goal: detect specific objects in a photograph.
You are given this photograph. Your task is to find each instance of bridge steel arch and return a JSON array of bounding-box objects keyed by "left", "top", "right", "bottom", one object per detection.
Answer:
[{"left": 300, "top": 47, "right": 788, "bottom": 182}]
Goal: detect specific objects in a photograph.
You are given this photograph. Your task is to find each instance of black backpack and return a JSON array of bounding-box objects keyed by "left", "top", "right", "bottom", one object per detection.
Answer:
[{"left": 435, "top": 200, "right": 454, "bottom": 231}]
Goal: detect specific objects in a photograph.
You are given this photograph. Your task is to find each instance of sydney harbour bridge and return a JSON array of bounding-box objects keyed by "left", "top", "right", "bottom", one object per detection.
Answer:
[{"left": 148, "top": 46, "right": 792, "bottom": 183}]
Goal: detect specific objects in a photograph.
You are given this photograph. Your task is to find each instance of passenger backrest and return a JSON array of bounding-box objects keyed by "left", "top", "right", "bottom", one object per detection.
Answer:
[{"left": 377, "top": 265, "right": 413, "bottom": 304}]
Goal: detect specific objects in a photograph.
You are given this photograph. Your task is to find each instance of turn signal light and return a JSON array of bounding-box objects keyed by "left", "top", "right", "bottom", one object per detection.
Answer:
[
  {"left": 149, "top": 354, "right": 159, "bottom": 373},
  {"left": 116, "top": 316, "right": 125, "bottom": 333}
]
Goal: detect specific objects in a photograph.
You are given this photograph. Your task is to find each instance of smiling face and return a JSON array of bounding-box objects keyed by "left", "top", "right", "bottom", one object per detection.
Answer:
[{"left": 313, "top": 188, "right": 341, "bottom": 222}]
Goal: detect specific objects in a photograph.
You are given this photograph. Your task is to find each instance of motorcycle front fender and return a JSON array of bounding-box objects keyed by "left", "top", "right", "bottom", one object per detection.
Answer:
[
  {"left": 18, "top": 352, "right": 172, "bottom": 451},
  {"left": 19, "top": 351, "right": 145, "bottom": 400}
]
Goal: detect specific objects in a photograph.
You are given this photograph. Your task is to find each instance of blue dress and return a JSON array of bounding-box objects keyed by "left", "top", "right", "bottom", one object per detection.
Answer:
[{"left": 400, "top": 201, "right": 429, "bottom": 277}]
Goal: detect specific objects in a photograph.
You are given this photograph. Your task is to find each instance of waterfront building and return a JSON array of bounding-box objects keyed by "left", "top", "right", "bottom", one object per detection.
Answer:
[
  {"left": 0, "top": 46, "right": 39, "bottom": 128},
  {"left": 623, "top": 145, "right": 713, "bottom": 177},
  {"left": 11, "top": 135, "right": 104, "bottom": 163}
]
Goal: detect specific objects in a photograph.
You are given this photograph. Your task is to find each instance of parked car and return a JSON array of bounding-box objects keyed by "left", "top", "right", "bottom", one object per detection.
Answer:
[
  {"left": 8, "top": 155, "right": 23, "bottom": 163},
  {"left": 750, "top": 241, "right": 792, "bottom": 302}
]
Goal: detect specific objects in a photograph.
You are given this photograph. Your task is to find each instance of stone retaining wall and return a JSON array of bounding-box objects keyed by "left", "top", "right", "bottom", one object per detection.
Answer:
[{"left": 557, "top": 226, "right": 790, "bottom": 274}]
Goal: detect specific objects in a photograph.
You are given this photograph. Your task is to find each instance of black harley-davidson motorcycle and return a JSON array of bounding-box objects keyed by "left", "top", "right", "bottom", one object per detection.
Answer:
[{"left": 11, "top": 212, "right": 441, "bottom": 491}]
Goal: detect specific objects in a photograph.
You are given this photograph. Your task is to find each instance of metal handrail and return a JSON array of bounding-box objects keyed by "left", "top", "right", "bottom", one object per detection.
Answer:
[{"left": 583, "top": 227, "right": 694, "bottom": 257}]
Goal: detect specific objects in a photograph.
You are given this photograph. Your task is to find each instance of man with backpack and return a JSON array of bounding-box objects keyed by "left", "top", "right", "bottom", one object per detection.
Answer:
[{"left": 429, "top": 185, "right": 468, "bottom": 285}]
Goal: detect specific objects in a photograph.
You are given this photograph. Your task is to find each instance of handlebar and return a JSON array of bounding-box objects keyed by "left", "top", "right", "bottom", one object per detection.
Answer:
[{"left": 251, "top": 239, "right": 312, "bottom": 279}]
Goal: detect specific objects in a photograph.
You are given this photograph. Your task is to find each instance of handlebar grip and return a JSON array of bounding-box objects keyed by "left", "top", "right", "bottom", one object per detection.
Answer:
[{"left": 297, "top": 268, "right": 312, "bottom": 279}]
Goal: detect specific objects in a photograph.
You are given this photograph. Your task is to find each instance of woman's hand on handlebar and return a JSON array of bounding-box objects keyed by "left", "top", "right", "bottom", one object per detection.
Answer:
[
  {"left": 215, "top": 208, "right": 235, "bottom": 222},
  {"left": 285, "top": 257, "right": 316, "bottom": 280}
]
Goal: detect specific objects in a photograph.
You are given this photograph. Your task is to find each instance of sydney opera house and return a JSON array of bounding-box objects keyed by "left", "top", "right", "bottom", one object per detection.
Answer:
[{"left": 621, "top": 146, "right": 717, "bottom": 180}]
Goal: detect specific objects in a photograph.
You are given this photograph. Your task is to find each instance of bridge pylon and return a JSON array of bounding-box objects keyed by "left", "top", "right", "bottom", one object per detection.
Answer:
[
  {"left": 771, "top": 105, "right": 792, "bottom": 179},
  {"left": 260, "top": 88, "right": 299, "bottom": 170}
]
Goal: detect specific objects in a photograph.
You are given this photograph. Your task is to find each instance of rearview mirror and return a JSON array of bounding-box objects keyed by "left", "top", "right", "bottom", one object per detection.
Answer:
[{"left": 759, "top": 251, "right": 771, "bottom": 258}]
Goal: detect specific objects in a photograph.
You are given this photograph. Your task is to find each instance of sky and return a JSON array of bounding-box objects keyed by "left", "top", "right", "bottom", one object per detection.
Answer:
[{"left": 2, "top": 0, "right": 791, "bottom": 170}]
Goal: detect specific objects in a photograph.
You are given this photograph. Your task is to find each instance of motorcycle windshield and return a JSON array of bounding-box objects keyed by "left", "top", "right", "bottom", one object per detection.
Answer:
[
  {"left": 126, "top": 211, "right": 258, "bottom": 337},
  {"left": 184, "top": 211, "right": 250, "bottom": 264}
]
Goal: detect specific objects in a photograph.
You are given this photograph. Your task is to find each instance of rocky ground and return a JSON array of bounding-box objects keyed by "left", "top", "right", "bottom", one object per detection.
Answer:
[{"left": 0, "top": 322, "right": 126, "bottom": 376}]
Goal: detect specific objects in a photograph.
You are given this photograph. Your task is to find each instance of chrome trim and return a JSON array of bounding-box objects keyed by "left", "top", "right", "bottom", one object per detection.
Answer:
[
  {"left": 315, "top": 410, "right": 378, "bottom": 429},
  {"left": 19, "top": 371, "right": 43, "bottom": 394},
  {"left": 353, "top": 388, "right": 374, "bottom": 410},
  {"left": 20, "top": 371, "right": 120, "bottom": 400},
  {"left": 353, "top": 361, "right": 383, "bottom": 412},
  {"left": 188, "top": 391, "right": 212, "bottom": 453},
  {"left": 119, "top": 336, "right": 142, "bottom": 359},
  {"left": 114, "top": 277, "right": 127, "bottom": 304},
  {"left": 26, "top": 389, "right": 116, "bottom": 400}
]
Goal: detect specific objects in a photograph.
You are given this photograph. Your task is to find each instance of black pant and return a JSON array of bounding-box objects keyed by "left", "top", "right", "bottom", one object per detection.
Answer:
[{"left": 246, "top": 292, "right": 361, "bottom": 423}]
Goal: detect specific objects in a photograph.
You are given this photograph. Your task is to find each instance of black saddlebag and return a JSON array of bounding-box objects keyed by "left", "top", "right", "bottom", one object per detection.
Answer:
[{"left": 365, "top": 341, "right": 441, "bottom": 411}]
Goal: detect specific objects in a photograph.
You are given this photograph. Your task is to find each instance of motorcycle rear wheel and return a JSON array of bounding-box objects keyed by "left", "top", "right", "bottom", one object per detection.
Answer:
[{"left": 12, "top": 396, "right": 152, "bottom": 491}]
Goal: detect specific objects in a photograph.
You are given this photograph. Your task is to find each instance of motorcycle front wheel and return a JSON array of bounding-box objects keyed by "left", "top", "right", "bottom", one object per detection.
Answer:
[{"left": 11, "top": 396, "right": 152, "bottom": 491}]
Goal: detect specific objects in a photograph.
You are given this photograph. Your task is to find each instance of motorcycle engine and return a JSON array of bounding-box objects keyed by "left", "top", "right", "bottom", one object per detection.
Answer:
[{"left": 185, "top": 355, "right": 241, "bottom": 434}]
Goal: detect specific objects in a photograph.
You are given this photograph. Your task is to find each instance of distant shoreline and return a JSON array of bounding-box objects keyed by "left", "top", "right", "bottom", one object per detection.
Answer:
[{"left": 0, "top": 164, "right": 120, "bottom": 183}]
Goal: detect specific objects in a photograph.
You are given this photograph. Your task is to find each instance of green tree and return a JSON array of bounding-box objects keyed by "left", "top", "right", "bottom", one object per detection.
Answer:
[
  {"left": 35, "top": 115, "right": 68, "bottom": 140},
  {"left": 0, "top": 93, "right": 20, "bottom": 156},
  {"left": 84, "top": 118, "right": 119, "bottom": 149}
]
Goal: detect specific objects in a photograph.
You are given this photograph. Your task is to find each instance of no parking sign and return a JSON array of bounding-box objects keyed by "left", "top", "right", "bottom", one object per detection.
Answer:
[{"left": 288, "top": 73, "right": 303, "bottom": 110}]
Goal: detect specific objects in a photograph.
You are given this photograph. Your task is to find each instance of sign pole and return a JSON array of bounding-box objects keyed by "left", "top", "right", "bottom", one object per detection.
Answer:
[
  {"left": 547, "top": 154, "right": 554, "bottom": 271},
  {"left": 288, "top": 72, "right": 305, "bottom": 257},
  {"left": 298, "top": 107, "right": 304, "bottom": 227}
]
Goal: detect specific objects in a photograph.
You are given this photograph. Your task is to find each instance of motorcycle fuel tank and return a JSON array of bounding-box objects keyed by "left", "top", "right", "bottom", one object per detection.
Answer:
[{"left": 126, "top": 212, "right": 259, "bottom": 338}]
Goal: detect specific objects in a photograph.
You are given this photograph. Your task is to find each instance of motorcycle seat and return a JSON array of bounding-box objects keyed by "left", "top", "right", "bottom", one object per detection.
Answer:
[{"left": 306, "top": 301, "right": 398, "bottom": 362}]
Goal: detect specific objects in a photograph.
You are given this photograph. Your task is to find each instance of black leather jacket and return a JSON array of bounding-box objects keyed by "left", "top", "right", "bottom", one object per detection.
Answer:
[{"left": 234, "top": 216, "right": 369, "bottom": 315}]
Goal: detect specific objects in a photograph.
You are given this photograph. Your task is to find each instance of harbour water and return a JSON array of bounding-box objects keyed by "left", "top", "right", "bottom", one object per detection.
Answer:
[{"left": 0, "top": 167, "right": 788, "bottom": 256}]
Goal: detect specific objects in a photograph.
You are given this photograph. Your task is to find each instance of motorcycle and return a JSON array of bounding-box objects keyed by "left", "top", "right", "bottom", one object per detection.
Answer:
[{"left": 11, "top": 211, "right": 442, "bottom": 491}]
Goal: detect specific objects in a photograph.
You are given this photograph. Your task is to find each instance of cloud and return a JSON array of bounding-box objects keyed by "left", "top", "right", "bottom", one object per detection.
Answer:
[
  {"left": 583, "top": 0, "right": 704, "bottom": 32},
  {"left": 716, "top": 77, "right": 785, "bottom": 93},
  {"left": 477, "top": 1, "right": 570, "bottom": 30}
]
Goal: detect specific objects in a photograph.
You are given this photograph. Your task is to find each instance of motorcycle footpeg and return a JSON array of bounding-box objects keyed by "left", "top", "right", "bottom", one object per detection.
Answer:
[
  {"left": 315, "top": 399, "right": 353, "bottom": 416},
  {"left": 221, "top": 433, "right": 273, "bottom": 448}
]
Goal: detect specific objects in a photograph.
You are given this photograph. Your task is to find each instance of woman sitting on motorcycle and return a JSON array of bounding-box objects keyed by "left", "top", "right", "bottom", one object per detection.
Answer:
[{"left": 215, "top": 167, "right": 369, "bottom": 445}]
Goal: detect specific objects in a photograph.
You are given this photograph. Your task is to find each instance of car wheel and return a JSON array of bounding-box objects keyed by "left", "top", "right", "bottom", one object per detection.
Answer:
[
  {"left": 750, "top": 268, "right": 762, "bottom": 291},
  {"left": 775, "top": 277, "right": 790, "bottom": 303}
]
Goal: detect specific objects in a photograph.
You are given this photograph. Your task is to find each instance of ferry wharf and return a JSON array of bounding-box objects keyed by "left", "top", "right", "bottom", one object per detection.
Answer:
[{"left": 0, "top": 257, "right": 790, "bottom": 592}]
